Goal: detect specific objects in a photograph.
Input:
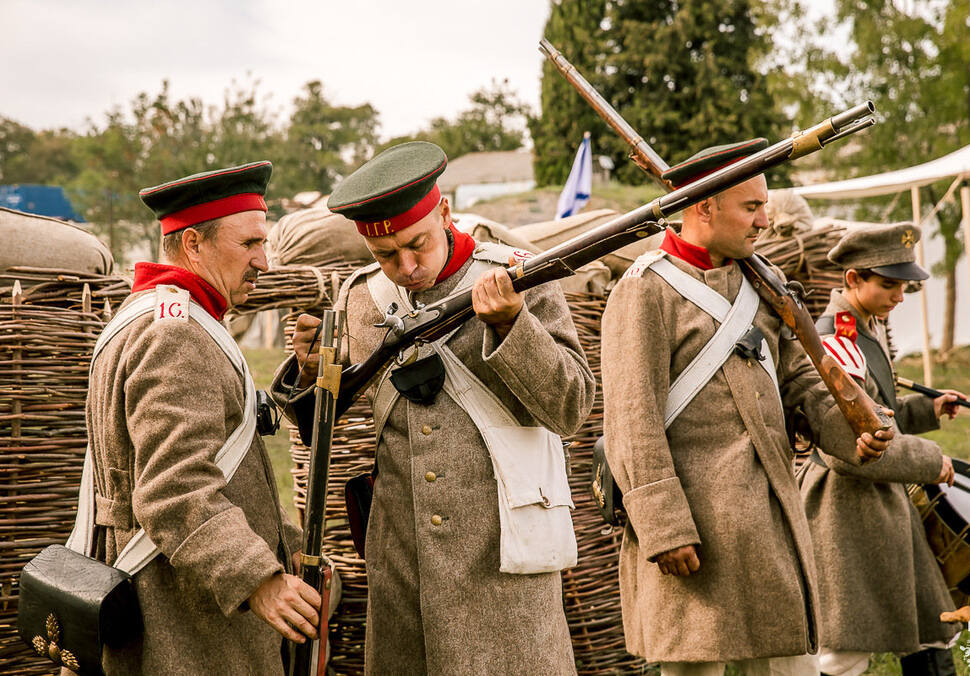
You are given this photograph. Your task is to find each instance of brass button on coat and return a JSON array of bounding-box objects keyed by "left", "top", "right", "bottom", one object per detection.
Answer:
[
  {"left": 431, "top": 514, "right": 443, "bottom": 526},
  {"left": 421, "top": 425, "right": 432, "bottom": 435},
  {"left": 755, "top": 391, "right": 762, "bottom": 399},
  {"left": 425, "top": 471, "right": 437, "bottom": 483}
]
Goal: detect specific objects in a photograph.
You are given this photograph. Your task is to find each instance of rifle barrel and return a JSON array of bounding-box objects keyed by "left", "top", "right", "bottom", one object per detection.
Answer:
[{"left": 896, "top": 376, "right": 970, "bottom": 408}]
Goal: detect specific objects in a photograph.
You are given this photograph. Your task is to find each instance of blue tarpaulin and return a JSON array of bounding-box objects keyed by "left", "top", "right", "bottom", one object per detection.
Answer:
[{"left": 0, "top": 184, "right": 84, "bottom": 221}]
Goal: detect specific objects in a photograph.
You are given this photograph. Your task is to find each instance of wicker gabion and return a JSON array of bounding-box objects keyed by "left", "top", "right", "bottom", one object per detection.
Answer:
[
  {"left": 754, "top": 223, "right": 847, "bottom": 321},
  {"left": 0, "top": 271, "right": 127, "bottom": 676},
  {"left": 283, "top": 292, "right": 649, "bottom": 675}
]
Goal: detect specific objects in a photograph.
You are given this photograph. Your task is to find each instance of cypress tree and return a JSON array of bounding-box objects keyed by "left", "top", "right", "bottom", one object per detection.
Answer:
[
  {"left": 531, "top": 0, "right": 609, "bottom": 187},
  {"left": 532, "top": 0, "right": 790, "bottom": 186}
]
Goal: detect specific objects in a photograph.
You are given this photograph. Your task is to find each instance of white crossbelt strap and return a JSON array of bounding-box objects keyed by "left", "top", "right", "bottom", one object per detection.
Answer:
[
  {"left": 635, "top": 255, "right": 780, "bottom": 427},
  {"left": 66, "top": 286, "right": 256, "bottom": 575},
  {"left": 366, "top": 247, "right": 498, "bottom": 441}
]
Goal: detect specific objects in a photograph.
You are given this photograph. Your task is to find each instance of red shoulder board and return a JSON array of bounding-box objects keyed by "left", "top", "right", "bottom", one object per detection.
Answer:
[{"left": 835, "top": 311, "right": 857, "bottom": 341}]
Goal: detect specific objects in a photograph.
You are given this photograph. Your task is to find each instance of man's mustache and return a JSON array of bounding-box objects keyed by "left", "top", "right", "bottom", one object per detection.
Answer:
[{"left": 244, "top": 270, "right": 259, "bottom": 282}]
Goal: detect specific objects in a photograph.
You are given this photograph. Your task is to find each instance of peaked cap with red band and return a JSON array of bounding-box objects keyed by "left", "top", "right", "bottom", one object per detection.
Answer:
[
  {"left": 328, "top": 141, "right": 448, "bottom": 237},
  {"left": 139, "top": 161, "right": 272, "bottom": 235},
  {"left": 661, "top": 138, "right": 769, "bottom": 189}
]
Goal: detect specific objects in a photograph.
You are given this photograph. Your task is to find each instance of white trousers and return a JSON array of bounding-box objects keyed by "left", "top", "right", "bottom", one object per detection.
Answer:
[
  {"left": 816, "top": 650, "right": 870, "bottom": 676},
  {"left": 661, "top": 654, "right": 820, "bottom": 676}
]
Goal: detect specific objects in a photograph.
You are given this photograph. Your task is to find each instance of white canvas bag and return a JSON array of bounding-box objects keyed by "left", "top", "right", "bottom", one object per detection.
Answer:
[{"left": 367, "top": 243, "right": 577, "bottom": 574}]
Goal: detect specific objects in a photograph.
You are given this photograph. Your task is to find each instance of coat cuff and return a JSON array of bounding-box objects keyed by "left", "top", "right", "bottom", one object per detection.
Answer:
[
  {"left": 816, "top": 404, "right": 862, "bottom": 466},
  {"left": 623, "top": 476, "right": 700, "bottom": 561},
  {"left": 169, "top": 507, "right": 284, "bottom": 616}
]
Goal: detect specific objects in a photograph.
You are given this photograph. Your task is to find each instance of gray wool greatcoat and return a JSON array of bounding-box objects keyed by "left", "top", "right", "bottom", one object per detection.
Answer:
[
  {"left": 86, "top": 288, "right": 303, "bottom": 675},
  {"left": 601, "top": 256, "right": 867, "bottom": 664},
  {"left": 274, "top": 249, "right": 596, "bottom": 675},
  {"left": 797, "top": 290, "right": 959, "bottom": 654}
]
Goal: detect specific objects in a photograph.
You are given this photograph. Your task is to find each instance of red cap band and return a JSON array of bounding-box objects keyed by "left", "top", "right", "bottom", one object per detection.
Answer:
[
  {"left": 160, "top": 193, "right": 267, "bottom": 235},
  {"left": 355, "top": 185, "right": 441, "bottom": 238}
]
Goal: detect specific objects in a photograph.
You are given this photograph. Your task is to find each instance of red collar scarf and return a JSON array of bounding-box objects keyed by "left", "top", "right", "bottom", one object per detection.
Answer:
[
  {"left": 660, "top": 229, "right": 718, "bottom": 271},
  {"left": 435, "top": 222, "right": 476, "bottom": 284},
  {"left": 131, "top": 262, "right": 229, "bottom": 320}
]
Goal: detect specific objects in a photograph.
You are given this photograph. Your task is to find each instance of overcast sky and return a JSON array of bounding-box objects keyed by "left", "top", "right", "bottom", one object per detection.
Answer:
[{"left": 2, "top": 0, "right": 552, "bottom": 139}]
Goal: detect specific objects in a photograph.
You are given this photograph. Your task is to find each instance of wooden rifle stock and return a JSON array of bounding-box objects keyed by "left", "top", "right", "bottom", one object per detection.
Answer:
[
  {"left": 290, "top": 310, "right": 340, "bottom": 676},
  {"left": 740, "top": 255, "right": 893, "bottom": 437},
  {"left": 539, "top": 39, "right": 891, "bottom": 442}
]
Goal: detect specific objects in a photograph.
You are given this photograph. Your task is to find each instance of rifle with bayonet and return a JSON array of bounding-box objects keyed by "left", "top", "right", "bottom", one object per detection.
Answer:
[
  {"left": 289, "top": 310, "right": 341, "bottom": 676},
  {"left": 538, "top": 38, "right": 893, "bottom": 442},
  {"left": 333, "top": 98, "right": 881, "bottom": 437}
]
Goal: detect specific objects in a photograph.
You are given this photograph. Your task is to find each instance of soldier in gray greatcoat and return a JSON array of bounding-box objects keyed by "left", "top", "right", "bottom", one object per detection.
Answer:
[
  {"left": 798, "top": 223, "right": 966, "bottom": 676},
  {"left": 273, "top": 142, "right": 595, "bottom": 675},
  {"left": 80, "top": 163, "right": 322, "bottom": 675},
  {"left": 601, "top": 140, "right": 894, "bottom": 676}
]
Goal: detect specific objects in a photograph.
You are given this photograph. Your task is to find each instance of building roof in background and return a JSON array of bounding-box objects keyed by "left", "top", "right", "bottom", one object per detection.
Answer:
[
  {"left": 0, "top": 184, "right": 84, "bottom": 221},
  {"left": 438, "top": 150, "right": 534, "bottom": 192}
]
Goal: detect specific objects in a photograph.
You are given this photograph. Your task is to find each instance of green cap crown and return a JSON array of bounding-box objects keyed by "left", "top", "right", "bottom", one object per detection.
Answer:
[
  {"left": 139, "top": 161, "right": 272, "bottom": 221},
  {"left": 329, "top": 142, "right": 447, "bottom": 223},
  {"left": 662, "top": 138, "right": 769, "bottom": 188}
]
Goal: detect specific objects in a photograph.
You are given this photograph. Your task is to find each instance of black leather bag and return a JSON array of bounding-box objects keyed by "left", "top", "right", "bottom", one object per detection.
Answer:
[
  {"left": 590, "top": 437, "right": 625, "bottom": 526},
  {"left": 18, "top": 544, "right": 142, "bottom": 675}
]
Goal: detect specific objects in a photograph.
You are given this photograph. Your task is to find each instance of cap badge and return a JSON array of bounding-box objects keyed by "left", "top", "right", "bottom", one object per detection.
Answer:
[{"left": 902, "top": 229, "right": 915, "bottom": 248}]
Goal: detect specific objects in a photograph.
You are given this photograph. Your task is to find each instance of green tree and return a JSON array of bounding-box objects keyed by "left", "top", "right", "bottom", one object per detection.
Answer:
[
  {"left": 274, "top": 80, "right": 379, "bottom": 198},
  {"left": 530, "top": 0, "right": 610, "bottom": 186},
  {"left": 67, "top": 78, "right": 285, "bottom": 262},
  {"left": 0, "top": 117, "right": 78, "bottom": 184},
  {"left": 793, "top": 0, "right": 970, "bottom": 354},
  {"left": 532, "top": 0, "right": 790, "bottom": 187},
  {"left": 378, "top": 80, "right": 533, "bottom": 161}
]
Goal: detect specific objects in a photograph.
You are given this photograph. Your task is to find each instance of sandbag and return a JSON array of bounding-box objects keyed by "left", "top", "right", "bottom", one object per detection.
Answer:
[
  {"left": 0, "top": 207, "right": 113, "bottom": 275},
  {"left": 760, "top": 189, "right": 815, "bottom": 241},
  {"left": 269, "top": 206, "right": 374, "bottom": 268},
  {"left": 453, "top": 213, "right": 536, "bottom": 252},
  {"left": 516, "top": 209, "right": 668, "bottom": 279},
  {"left": 455, "top": 212, "right": 610, "bottom": 296}
]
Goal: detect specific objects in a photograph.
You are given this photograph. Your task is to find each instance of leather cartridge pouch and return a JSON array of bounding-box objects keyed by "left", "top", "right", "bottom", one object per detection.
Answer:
[
  {"left": 390, "top": 353, "right": 445, "bottom": 405},
  {"left": 18, "top": 544, "right": 141, "bottom": 675},
  {"left": 590, "top": 437, "right": 625, "bottom": 526},
  {"left": 734, "top": 325, "right": 766, "bottom": 362},
  {"left": 345, "top": 472, "right": 375, "bottom": 559}
]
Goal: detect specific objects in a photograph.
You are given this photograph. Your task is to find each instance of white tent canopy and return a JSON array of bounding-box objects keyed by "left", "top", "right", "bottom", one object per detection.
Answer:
[
  {"left": 792, "top": 143, "right": 970, "bottom": 383},
  {"left": 793, "top": 143, "right": 970, "bottom": 199}
]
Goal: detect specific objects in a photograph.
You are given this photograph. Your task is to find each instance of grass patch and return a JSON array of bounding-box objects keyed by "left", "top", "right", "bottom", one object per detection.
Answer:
[
  {"left": 896, "top": 345, "right": 970, "bottom": 461},
  {"left": 244, "top": 346, "right": 298, "bottom": 522}
]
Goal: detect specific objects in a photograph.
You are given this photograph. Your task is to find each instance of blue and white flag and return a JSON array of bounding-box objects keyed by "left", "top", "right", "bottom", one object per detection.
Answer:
[{"left": 555, "top": 133, "right": 592, "bottom": 219}]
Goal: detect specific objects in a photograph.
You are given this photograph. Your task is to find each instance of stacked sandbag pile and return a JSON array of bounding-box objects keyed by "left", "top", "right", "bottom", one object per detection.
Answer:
[
  {"left": 0, "top": 209, "right": 128, "bottom": 674},
  {"left": 454, "top": 213, "right": 613, "bottom": 296}
]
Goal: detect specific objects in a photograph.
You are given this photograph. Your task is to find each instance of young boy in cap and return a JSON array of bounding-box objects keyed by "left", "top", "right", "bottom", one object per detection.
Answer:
[
  {"left": 273, "top": 141, "right": 595, "bottom": 674},
  {"left": 76, "top": 162, "right": 320, "bottom": 674},
  {"left": 600, "top": 140, "right": 894, "bottom": 676},
  {"left": 798, "top": 222, "right": 966, "bottom": 676}
]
